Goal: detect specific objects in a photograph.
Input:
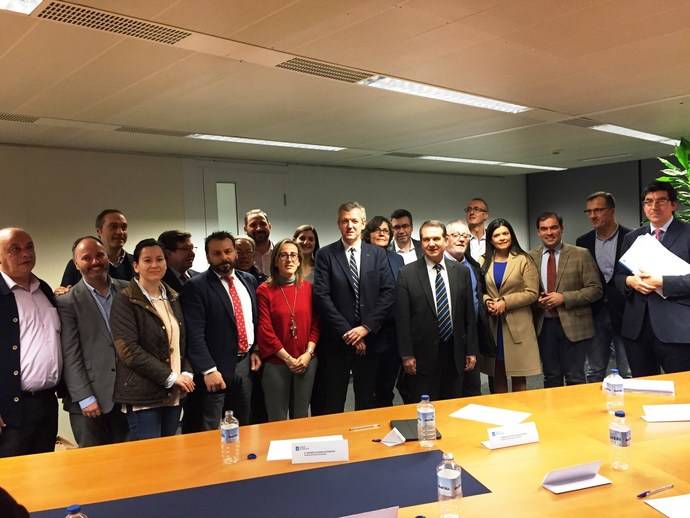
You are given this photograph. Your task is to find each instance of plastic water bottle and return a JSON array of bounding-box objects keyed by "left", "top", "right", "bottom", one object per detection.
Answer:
[
  {"left": 417, "top": 394, "right": 436, "bottom": 448},
  {"left": 437, "top": 452, "right": 462, "bottom": 518},
  {"left": 65, "top": 504, "right": 88, "bottom": 517},
  {"left": 609, "top": 410, "right": 631, "bottom": 471},
  {"left": 603, "top": 368, "right": 624, "bottom": 414},
  {"left": 220, "top": 410, "right": 240, "bottom": 464}
]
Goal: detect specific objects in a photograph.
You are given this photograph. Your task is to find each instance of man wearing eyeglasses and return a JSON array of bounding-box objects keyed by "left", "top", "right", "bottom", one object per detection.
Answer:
[
  {"left": 158, "top": 230, "right": 198, "bottom": 293},
  {"left": 614, "top": 181, "right": 690, "bottom": 376},
  {"left": 464, "top": 198, "right": 489, "bottom": 262},
  {"left": 576, "top": 192, "right": 631, "bottom": 382},
  {"left": 389, "top": 209, "right": 422, "bottom": 265}
]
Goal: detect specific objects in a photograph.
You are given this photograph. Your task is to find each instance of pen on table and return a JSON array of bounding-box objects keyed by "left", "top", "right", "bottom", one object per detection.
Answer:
[
  {"left": 637, "top": 483, "right": 673, "bottom": 499},
  {"left": 349, "top": 424, "right": 381, "bottom": 432}
]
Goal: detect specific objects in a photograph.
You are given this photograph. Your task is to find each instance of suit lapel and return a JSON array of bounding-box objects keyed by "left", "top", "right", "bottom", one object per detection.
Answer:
[
  {"left": 446, "top": 259, "right": 459, "bottom": 320},
  {"left": 74, "top": 282, "right": 113, "bottom": 341},
  {"left": 661, "top": 219, "right": 681, "bottom": 249},
  {"left": 415, "top": 260, "right": 436, "bottom": 315},
  {"left": 208, "top": 270, "right": 235, "bottom": 322},
  {"left": 333, "top": 241, "right": 356, "bottom": 292},
  {"left": 555, "top": 244, "right": 571, "bottom": 290},
  {"left": 498, "top": 254, "right": 518, "bottom": 293}
]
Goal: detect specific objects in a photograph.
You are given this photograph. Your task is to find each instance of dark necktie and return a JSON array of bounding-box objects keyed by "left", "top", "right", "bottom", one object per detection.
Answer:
[
  {"left": 546, "top": 249, "right": 556, "bottom": 293},
  {"left": 654, "top": 228, "right": 664, "bottom": 241},
  {"left": 434, "top": 263, "right": 452, "bottom": 342},
  {"left": 349, "top": 248, "right": 360, "bottom": 321}
]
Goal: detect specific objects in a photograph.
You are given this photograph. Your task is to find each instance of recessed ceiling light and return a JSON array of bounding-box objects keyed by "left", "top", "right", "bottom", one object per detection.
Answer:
[
  {"left": 419, "top": 155, "right": 566, "bottom": 171},
  {"left": 187, "top": 133, "right": 345, "bottom": 151},
  {"left": 359, "top": 75, "right": 531, "bottom": 114},
  {"left": 0, "top": 0, "right": 41, "bottom": 14},
  {"left": 579, "top": 153, "right": 632, "bottom": 163},
  {"left": 590, "top": 124, "right": 679, "bottom": 146}
]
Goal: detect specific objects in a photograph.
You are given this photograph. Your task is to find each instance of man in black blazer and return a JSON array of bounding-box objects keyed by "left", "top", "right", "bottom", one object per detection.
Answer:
[
  {"left": 158, "top": 230, "right": 198, "bottom": 293},
  {"left": 389, "top": 208, "right": 423, "bottom": 265},
  {"left": 614, "top": 182, "right": 690, "bottom": 376},
  {"left": 397, "top": 220, "right": 478, "bottom": 401},
  {"left": 313, "top": 202, "right": 396, "bottom": 415},
  {"left": 576, "top": 192, "right": 631, "bottom": 381},
  {"left": 181, "top": 231, "right": 260, "bottom": 429}
]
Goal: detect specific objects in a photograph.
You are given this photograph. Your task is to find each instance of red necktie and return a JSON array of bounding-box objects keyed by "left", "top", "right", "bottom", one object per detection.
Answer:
[
  {"left": 546, "top": 249, "right": 556, "bottom": 293},
  {"left": 224, "top": 275, "right": 249, "bottom": 353}
]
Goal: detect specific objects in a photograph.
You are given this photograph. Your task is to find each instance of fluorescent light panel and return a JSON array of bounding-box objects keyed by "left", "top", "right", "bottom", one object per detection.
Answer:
[
  {"left": 0, "top": 0, "right": 41, "bottom": 14},
  {"left": 359, "top": 75, "right": 531, "bottom": 114},
  {"left": 590, "top": 124, "right": 680, "bottom": 146},
  {"left": 187, "top": 133, "right": 345, "bottom": 151},
  {"left": 419, "top": 155, "right": 566, "bottom": 171}
]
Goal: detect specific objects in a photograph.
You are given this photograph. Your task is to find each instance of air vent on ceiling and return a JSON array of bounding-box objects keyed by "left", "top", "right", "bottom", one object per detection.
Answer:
[
  {"left": 558, "top": 117, "right": 598, "bottom": 128},
  {"left": 115, "top": 126, "right": 190, "bottom": 137},
  {"left": 36, "top": 1, "right": 191, "bottom": 45},
  {"left": 385, "top": 152, "right": 423, "bottom": 158},
  {"left": 275, "top": 58, "right": 373, "bottom": 83},
  {"left": 0, "top": 112, "right": 39, "bottom": 123}
]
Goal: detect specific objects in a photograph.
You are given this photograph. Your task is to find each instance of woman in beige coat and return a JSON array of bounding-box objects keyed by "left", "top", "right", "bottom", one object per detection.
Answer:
[{"left": 481, "top": 219, "right": 541, "bottom": 392}]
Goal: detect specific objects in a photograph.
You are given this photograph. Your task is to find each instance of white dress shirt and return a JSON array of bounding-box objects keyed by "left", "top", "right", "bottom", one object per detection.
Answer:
[
  {"left": 342, "top": 238, "right": 362, "bottom": 277},
  {"left": 425, "top": 257, "right": 453, "bottom": 317}
]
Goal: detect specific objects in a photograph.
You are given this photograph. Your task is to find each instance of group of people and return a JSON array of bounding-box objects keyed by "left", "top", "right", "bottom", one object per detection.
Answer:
[{"left": 2, "top": 180, "right": 690, "bottom": 459}]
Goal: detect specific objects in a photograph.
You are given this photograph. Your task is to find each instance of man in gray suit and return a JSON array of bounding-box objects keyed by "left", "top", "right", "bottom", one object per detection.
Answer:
[{"left": 57, "top": 236, "right": 128, "bottom": 447}]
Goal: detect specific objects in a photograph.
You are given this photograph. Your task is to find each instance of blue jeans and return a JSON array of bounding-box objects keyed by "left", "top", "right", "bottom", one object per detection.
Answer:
[
  {"left": 126, "top": 405, "right": 181, "bottom": 441},
  {"left": 586, "top": 306, "right": 631, "bottom": 381}
]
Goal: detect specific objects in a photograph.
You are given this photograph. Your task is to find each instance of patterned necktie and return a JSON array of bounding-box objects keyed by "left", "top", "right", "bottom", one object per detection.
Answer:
[
  {"left": 434, "top": 263, "right": 452, "bottom": 342},
  {"left": 654, "top": 228, "right": 664, "bottom": 241},
  {"left": 349, "top": 247, "right": 360, "bottom": 321},
  {"left": 546, "top": 249, "right": 556, "bottom": 293},
  {"left": 224, "top": 275, "right": 249, "bottom": 353}
]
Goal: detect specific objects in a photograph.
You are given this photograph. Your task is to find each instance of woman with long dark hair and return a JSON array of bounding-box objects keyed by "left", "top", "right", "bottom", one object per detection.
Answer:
[
  {"left": 481, "top": 219, "right": 541, "bottom": 392},
  {"left": 293, "top": 225, "right": 320, "bottom": 282}
]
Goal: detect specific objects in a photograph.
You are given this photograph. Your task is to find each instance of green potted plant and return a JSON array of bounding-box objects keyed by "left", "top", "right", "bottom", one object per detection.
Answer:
[{"left": 657, "top": 137, "right": 690, "bottom": 222}]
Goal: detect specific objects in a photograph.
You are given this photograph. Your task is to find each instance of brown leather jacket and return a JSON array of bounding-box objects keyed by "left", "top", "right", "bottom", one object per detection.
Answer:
[{"left": 111, "top": 280, "right": 191, "bottom": 406}]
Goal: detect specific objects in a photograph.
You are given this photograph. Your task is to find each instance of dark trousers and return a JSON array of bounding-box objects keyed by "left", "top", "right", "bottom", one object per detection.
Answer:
[
  {"left": 624, "top": 310, "right": 690, "bottom": 377},
  {"left": 373, "top": 346, "right": 401, "bottom": 407},
  {"left": 126, "top": 405, "right": 181, "bottom": 441},
  {"left": 311, "top": 344, "right": 378, "bottom": 416},
  {"left": 462, "top": 363, "right": 482, "bottom": 396},
  {"left": 69, "top": 406, "right": 129, "bottom": 448},
  {"left": 0, "top": 390, "right": 57, "bottom": 458},
  {"left": 538, "top": 318, "right": 589, "bottom": 388},
  {"left": 410, "top": 338, "right": 463, "bottom": 402}
]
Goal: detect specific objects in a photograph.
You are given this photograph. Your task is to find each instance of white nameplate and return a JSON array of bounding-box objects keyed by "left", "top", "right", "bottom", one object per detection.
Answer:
[
  {"left": 291, "top": 438, "right": 349, "bottom": 464},
  {"left": 481, "top": 421, "right": 539, "bottom": 449},
  {"left": 542, "top": 461, "right": 611, "bottom": 494}
]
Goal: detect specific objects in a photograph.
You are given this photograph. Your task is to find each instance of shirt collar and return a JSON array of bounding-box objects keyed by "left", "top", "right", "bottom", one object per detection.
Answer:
[
  {"left": 83, "top": 277, "right": 113, "bottom": 297},
  {"left": 1, "top": 271, "right": 39, "bottom": 292},
  {"left": 543, "top": 242, "right": 563, "bottom": 255},
  {"left": 596, "top": 225, "right": 620, "bottom": 242},
  {"left": 425, "top": 256, "right": 444, "bottom": 270},
  {"left": 342, "top": 238, "right": 361, "bottom": 252},
  {"left": 651, "top": 217, "right": 674, "bottom": 234},
  {"left": 109, "top": 248, "right": 126, "bottom": 266},
  {"left": 135, "top": 278, "right": 168, "bottom": 302},
  {"left": 394, "top": 240, "right": 413, "bottom": 253}
]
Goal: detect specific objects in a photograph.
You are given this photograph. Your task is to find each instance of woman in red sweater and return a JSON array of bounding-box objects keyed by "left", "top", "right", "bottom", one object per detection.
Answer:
[{"left": 257, "top": 238, "right": 319, "bottom": 421}]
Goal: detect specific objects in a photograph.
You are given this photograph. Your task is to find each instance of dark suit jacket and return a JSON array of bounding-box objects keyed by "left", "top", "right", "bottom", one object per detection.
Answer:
[
  {"left": 462, "top": 253, "right": 497, "bottom": 358},
  {"left": 396, "top": 258, "right": 478, "bottom": 377},
  {"left": 313, "top": 240, "right": 395, "bottom": 354},
  {"left": 614, "top": 219, "right": 690, "bottom": 343},
  {"left": 162, "top": 268, "right": 199, "bottom": 294},
  {"left": 388, "top": 238, "right": 423, "bottom": 260},
  {"left": 0, "top": 275, "right": 56, "bottom": 427},
  {"left": 576, "top": 226, "right": 630, "bottom": 333},
  {"left": 57, "top": 278, "right": 128, "bottom": 414},
  {"left": 181, "top": 268, "right": 258, "bottom": 383}
]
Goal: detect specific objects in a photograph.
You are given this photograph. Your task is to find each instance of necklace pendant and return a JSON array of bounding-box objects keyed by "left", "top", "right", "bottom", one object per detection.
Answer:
[{"left": 289, "top": 318, "right": 297, "bottom": 339}]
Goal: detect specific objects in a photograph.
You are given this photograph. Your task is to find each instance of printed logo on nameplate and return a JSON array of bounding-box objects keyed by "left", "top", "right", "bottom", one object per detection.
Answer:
[
  {"left": 291, "top": 438, "right": 349, "bottom": 464},
  {"left": 481, "top": 421, "right": 539, "bottom": 449}
]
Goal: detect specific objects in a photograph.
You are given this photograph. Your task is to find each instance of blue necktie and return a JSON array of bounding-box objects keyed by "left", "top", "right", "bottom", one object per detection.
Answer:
[
  {"left": 349, "top": 248, "right": 360, "bottom": 321},
  {"left": 434, "top": 263, "right": 452, "bottom": 342}
]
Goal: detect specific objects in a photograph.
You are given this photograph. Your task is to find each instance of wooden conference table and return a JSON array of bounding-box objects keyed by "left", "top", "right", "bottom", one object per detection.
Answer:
[{"left": 2, "top": 372, "right": 690, "bottom": 517}]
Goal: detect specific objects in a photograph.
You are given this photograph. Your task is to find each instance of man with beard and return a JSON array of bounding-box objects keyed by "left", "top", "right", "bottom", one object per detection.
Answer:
[
  {"left": 57, "top": 236, "right": 128, "bottom": 447},
  {"left": 59, "top": 209, "right": 133, "bottom": 290},
  {"left": 180, "top": 231, "right": 261, "bottom": 430},
  {"left": 244, "top": 209, "right": 273, "bottom": 276}
]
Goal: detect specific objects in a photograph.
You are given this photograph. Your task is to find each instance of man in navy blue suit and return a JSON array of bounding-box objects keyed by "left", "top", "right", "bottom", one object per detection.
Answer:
[
  {"left": 313, "top": 202, "right": 396, "bottom": 415},
  {"left": 181, "top": 231, "right": 261, "bottom": 429},
  {"left": 614, "top": 182, "right": 690, "bottom": 376}
]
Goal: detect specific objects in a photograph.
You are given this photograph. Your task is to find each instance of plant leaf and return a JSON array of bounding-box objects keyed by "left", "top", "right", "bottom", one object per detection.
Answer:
[{"left": 659, "top": 157, "right": 680, "bottom": 171}]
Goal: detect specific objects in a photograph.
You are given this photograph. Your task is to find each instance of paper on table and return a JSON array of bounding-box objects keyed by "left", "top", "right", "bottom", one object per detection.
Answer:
[
  {"left": 645, "top": 494, "right": 690, "bottom": 517},
  {"left": 267, "top": 435, "right": 344, "bottom": 461},
  {"left": 481, "top": 421, "right": 539, "bottom": 450},
  {"left": 542, "top": 461, "right": 611, "bottom": 494},
  {"left": 642, "top": 404, "right": 690, "bottom": 423},
  {"left": 450, "top": 403, "right": 531, "bottom": 426},
  {"left": 341, "top": 506, "right": 399, "bottom": 518},
  {"left": 380, "top": 427, "right": 405, "bottom": 447},
  {"left": 623, "top": 379, "right": 675, "bottom": 394}
]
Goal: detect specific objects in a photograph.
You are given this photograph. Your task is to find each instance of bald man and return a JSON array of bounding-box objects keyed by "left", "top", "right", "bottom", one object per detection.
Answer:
[{"left": 0, "top": 228, "right": 60, "bottom": 457}]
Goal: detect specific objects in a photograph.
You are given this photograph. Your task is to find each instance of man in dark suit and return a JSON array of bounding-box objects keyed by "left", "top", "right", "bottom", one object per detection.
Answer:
[
  {"left": 576, "top": 192, "right": 631, "bottom": 381},
  {"left": 389, "top": 208, "right": 423, "bottom": 265},
  {"left": 158, "top": 230, "right": 198, "bottom": 293},
  {"left": 614, "top": 181, "right": 690, "bottom": 376},
  {"left": 181, "top": 231, "right": 261, "bottom": 429},
  {"left": 57, "top": 236, "right": 128, "bottom": 447},
  {"left": 0, "top": 228, "right": 60, "bottom": 458},
  {"left": 313, "top": 202, "right": 396, "bottom": 415},
  {"left": 397, "top": 220, "right": 478, "bottom": 401}
]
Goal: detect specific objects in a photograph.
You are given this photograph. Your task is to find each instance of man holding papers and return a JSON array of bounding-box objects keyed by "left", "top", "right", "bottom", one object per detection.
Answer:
[{"left": 614, "top": 181, "right": 690, "bottom": 376}]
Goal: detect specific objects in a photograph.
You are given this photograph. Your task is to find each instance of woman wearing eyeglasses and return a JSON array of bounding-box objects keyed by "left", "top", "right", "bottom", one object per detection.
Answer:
[
  {"left": 257, "top": 238, "right": 319, "bottom": 420},
  {"left": 362, "top": 216, "right": 404, "bottom": 406}
]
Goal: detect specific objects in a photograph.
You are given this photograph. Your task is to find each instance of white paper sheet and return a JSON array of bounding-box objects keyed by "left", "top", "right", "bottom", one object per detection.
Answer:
[
  {"left": 623, "top": 379, "right": 675, "bottom": 394},
  {"left": 380, "top": 427, "right": 405, "bottom": 447},
  {"left": 642, "top": 404, "right": 690, "bottom": 423},
  {"left": 542, "top": 461, "right": 611, "bottom": 494},
  {"left": 645, "top": 494, "right": 690, "bottom": 517},
  {"left": 266, "top": 435, "right": 344, "bottom": 461},
  {"left": 450, "top": 403, "right": 531, "bottom": 426},
  {"left": 481, "top": 421, "right": 539, "bottom": 449}
]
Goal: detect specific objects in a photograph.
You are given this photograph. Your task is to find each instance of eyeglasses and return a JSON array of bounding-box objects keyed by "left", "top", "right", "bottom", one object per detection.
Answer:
[
  {"left": 278, "top": 252, "right": 299, "bottom": 261},
  {"left": 373, "top": 227, "right": 390, "bottom": 234},
  {"left": 391, "top": 224, "right": 411, "bottom": 231},
  {"left": 464, "top": 206, "right": 487, "bottom": 214},
  {"left": 642, "top": 198, "right": 671, "bottom": 207},
  {"left": 583, "top": 208, "right": 611, "bottom": 215},
  {"left": 449, "top": 232, "right": 471, "bottom": 239}
]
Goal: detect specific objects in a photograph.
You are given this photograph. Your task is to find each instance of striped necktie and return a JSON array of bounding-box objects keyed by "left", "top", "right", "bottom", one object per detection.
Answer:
[
  {"left": 434, "top": 263, "right": 452, "bottom": 342},
  {"left": 349, "top": 247, "right": 360, "bottom": 321}
]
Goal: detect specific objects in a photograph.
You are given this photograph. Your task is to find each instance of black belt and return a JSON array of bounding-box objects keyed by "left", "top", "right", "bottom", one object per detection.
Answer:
[
  {"left": 237, "top": 352, "right": 249, "bottom": 361},
  {"left": 21, "top": 387, "right": 56, "bottom": 398}
]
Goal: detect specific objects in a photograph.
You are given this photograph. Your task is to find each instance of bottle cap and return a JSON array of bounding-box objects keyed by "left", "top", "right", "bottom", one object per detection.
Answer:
[
  {"left": 421, "top": 394, "right": 430, "bottom": 402},
  {"left": 614, "top": 410, "right": 625, "bottom": 417},
  {"left": 66, "top": 505, "right": 82, "bottom": 513},
  {"left": 442, "top": 452, "right": 454, "bottom": 460},
  {"left": 610, "top": 368, "right": 619, "bottom": 374}
]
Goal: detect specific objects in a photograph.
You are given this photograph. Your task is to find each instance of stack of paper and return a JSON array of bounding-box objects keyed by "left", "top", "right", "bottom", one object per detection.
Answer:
[
  {"left": 645, "top": 494, "right": 690, "bottom": 517},
  {"left": 623, "top": 379, "right": 675, "bottom": 394},
  {"left": 642, "top": 404, "right": 690, "bottom": 422},
  {"left": 450, "top": 403, "right": 531, "bottom": 426}
]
